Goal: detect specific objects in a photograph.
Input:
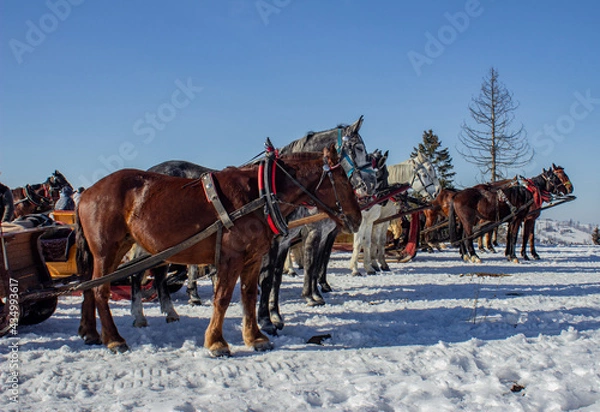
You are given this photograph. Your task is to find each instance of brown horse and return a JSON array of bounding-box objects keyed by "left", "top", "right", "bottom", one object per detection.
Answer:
[
  {"left": 11, "top": 170, "right": 73, "bottom": 218},
  {"left": 520, "top": 164, "right": 573, "bottom": 260},
  {"left": 449, "top": 168, "right": 568, "bottom": 263},
  {"left": 75, "top": 145, "right": 362, "bottom": 356},
  {"left": 422, "top": 188, "right": 458, "bottom": 250}
]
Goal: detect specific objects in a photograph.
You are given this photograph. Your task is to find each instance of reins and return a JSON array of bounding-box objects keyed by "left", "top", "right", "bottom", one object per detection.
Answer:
[{"left": 263, "top": 138, "right": 351, "bottom": 234}]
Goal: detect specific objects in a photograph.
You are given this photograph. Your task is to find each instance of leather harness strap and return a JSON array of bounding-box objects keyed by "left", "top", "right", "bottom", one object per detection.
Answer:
[{"left": 201, "top": 173, "right": 234, "bottom": 230}]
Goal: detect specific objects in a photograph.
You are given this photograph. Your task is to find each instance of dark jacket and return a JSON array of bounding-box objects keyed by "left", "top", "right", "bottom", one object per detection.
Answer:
[{"left": 54, "top": 186, "right": 75, "bottom": 211}]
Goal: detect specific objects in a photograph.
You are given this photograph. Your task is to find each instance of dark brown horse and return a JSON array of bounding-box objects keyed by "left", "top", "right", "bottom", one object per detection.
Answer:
[
  {"left": 11, "top": 170, "right": 73, "bottom": 218},
  {"left": 449, "top": 168, "right": 567, "bottom": 263},
  {"left": 75, "top": 146, "right": 362, "bottom": 356},
  {"left": 520, "top": 164, "right": 573, "bottom": 260}
]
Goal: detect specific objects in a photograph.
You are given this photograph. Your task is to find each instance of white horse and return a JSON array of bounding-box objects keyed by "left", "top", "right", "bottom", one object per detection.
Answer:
[{"left": 349, "top": 151, "right": 441, "bottom": 275}]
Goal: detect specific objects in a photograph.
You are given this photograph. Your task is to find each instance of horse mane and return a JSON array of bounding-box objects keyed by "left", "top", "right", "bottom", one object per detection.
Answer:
[{"left": 279, "top": 125, "right": 345, "bottom": 155}]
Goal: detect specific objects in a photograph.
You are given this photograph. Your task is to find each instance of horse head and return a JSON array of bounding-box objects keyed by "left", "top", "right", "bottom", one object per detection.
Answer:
[
  {"left": 45, "top": 170, "right": 73, "bottom": 200},
  {"left": 336, "top": 116, "right": 378, "bottom": 198},
  {"left": 370, "top": 149, "right": 389, "bottom": 192},
  {"left": 550, "top": 163, "right": 573, "bottom": 195},
  {"left": 318, "top": 144, "right": 363, "bottom": 233},
  {"left": 411, "top": 152, "right": 441, "bottom": 200}
]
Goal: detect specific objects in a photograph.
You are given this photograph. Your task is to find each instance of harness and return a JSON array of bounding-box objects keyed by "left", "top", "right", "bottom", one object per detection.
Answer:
[
  {"left": 200, "top": 138, "right": 352, "bottom": 268},
  {"left": 408, "top": 158, "right": 438, "bottom": 199},
  {"left": 521, "top": 176, "right": 552, "bottom": 210}
]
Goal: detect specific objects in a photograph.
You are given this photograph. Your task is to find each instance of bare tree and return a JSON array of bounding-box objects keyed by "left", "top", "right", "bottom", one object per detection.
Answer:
[{"left": 458, "top": 67, "right": 533, "bottom": 182}]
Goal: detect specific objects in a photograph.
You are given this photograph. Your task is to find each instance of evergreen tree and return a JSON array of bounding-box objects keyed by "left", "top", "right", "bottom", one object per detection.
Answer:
[
  {"left": 592, "top": 226, "right": 600, "bottom": 245},
  {"left": 411, "top": 129, "right": 456, "bottom": 189}
]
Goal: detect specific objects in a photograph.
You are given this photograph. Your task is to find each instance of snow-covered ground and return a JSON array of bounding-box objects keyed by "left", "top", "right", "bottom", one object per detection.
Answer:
[{"left": 2, "top": 244, "right": 600, "bottom": 411}]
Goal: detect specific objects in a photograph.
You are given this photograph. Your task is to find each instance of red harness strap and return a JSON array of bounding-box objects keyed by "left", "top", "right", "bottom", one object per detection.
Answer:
[{"left": 523, "top": 178, "right": 551, "bottom": 209}]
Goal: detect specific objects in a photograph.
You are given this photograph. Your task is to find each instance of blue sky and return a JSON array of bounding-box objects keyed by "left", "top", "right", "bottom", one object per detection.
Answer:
[{"left": 1, "top": 0, "right": 599, "bottom": 224}]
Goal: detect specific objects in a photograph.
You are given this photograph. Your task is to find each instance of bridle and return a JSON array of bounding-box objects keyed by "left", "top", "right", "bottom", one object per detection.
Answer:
[
  {"left": 409, "top": 156, "right": 440, "bottom": 200},
  {"left": 260, "top": 139, "right": 353, "bottom": 236},
  {"left": 551, "top": 167, "right": 573, "bottom": 195},
  {"left": 335, "top": 127, "right": 376, "bottom": 197}
]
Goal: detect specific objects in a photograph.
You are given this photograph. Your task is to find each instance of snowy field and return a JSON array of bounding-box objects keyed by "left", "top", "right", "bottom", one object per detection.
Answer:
[{"left": 2, "top": 245, "right": 600, "bottom": 412}]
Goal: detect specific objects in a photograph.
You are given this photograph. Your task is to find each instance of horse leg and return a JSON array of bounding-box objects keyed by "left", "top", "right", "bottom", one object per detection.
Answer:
[
  {"left": 521, "top": 219, "right": 531, "bottom": 260},
  {"left": 349, "top": 223, "right": 364, "bottom": 276},
  {"left": 302, "top": 228, "right": 325, "bottom": 306},
  {"left": 529, "top": 219, "right": 540, "bottom": 260},
  {"left": 506, "top": 220, "right": 521, "bottom": 263},
  {"left": 316, "top": 226, "right": 338, "bottom": 292},
  {"left": 205, "top": 260, "right": 239, "bottom": 357},
  {"left": 477, "top": 235, "right": 485, "bottom": 252},
  {"left": 485, "top": 231, "right": 497, "bottom": 253},
  {"left": 78, "top": 289, "right": 101, "bottom": 345},
  {"left": 258, "top": 253, "right": 276, "bottom": 335},
  {"left": 154, "top": 266, "right": 179, "bottom": 323},
  {"left": 374, "top": 222, "right": 390, "bottom": 271},
  {"left": 239, "top": 259, "right": 273, "bottom": 352},
  {"left": 186, "top": 265, "right": 202, "bottom": 305},
  {"left": 94, "top": 279, "right": 128, "bottom": 352},
  {"left": 130, "top": 271, "right": 148, "bottom": 328},
  {"left": 283, "top": 248, "right": 298, "bottom": 277},
  {"left": 258, "top": 238, "right": 288, "bottom": 336}
]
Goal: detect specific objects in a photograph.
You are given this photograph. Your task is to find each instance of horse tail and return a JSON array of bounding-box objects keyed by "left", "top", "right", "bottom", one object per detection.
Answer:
[
  {"left": 75, "top": 211, "right": 93, "bottom": 278},
  {"left": 448, "top": 200, "right": 457, "bottom": 244}
]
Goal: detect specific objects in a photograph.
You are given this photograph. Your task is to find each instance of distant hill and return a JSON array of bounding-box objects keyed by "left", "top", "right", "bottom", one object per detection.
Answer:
[{"left": 525, "top": 218, "right": 597, "bottom": 245}]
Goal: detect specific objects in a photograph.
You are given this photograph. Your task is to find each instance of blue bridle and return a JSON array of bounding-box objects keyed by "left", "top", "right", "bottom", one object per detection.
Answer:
[{"left": 336, "top": 128, "right": 376, "bottom": 180}]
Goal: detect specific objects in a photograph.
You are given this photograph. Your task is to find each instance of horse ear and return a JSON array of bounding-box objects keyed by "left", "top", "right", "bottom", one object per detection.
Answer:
[
  {"left": 552, "top": 163, "right": 557, "bottom": 169},
  {"left": 324, "top": 143, "right": 339, "bottom": 167},
  {"left": 350, "top": 115, "right": 364, "bottom": 134}
]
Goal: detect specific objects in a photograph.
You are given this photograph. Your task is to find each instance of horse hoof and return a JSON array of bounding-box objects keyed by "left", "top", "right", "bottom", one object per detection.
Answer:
[
  {"left": 83, "top": 336, "right": 102, "bottom": 346},
  {"left": 270, "top": 314, "right": 284, "bottom": 330},
  {"left": 260, "top": 322, "right": 278, "bottom": 336},
  {"left": 286, "top": 270, "right": 298, "bottom": 277},
  {"left": 367, "top": 270, "right": 376, "bottom": 275},
  {"left": 253, "top": 340, "right": 274, "bottom": 352},
  {"left": 209, "top": 348, "right": 232, "bottom": 358},
  {"left": 166, "top": 316, "right": 180, "bottom": 323},
  {"left": 533, "top": 255, "right": 541, "bottom": 261},
  {"left": 306, "top": 297, "right": 325, "bottom": 307},
  {"left": 351, "top": 270, "right": 362, "bottom": 277},
  {"left": 108, "top": 342, "right": 129, "bottom": 353},
  {"left": 132, "top": 319, "right": 148, "bottom": 328},
  {"left": 188, "top": 297, "right": 202, "bottom": 306},
  {"left": 470, "top": 256, "right": 481, "bottom": 263},
  {"left": 380, "top": 264, "right": 391, "bottom": 272},
  {"left": 319, "top": 283, "right": 332, "bottom": 293}
]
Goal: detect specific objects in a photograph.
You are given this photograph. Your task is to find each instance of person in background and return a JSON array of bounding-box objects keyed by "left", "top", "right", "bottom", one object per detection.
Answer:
[
  {"left": 73, "top": 186, "right": 85, "bottom": 206},
  {"left": 54, "top": 186, "right": 75, "bottom": 211},
  {"left": 0, "top": 181, "right": 15, "bottom": 222}
]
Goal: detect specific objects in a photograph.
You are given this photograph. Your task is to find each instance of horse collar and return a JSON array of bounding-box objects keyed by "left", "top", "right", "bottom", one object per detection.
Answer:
[{"left": 259, "top": 146, "right": 289, "bottom": 236}]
